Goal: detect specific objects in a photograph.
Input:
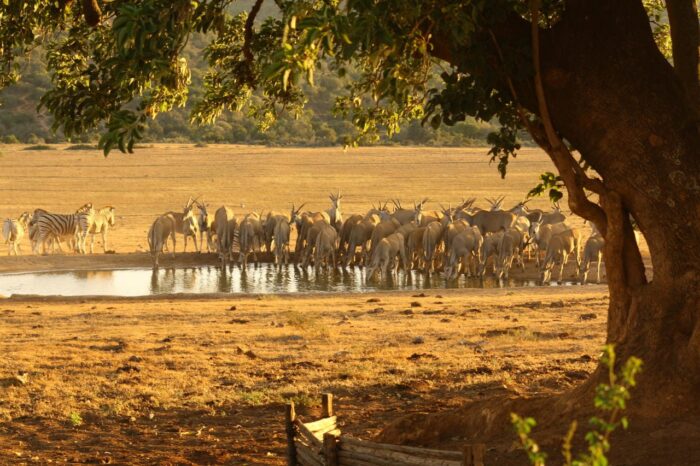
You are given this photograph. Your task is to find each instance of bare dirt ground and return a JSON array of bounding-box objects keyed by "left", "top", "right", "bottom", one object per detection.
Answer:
[
  {"left": 0, "top": 288, "right": 609, "bottom": 465},
  {"left": 0, "top": 144, "right": 656, "bottom": 464}
]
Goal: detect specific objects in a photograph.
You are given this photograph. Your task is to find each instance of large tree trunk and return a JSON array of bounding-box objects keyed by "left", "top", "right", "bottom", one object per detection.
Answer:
[{"left": 536, "top": 0, "right": 700, "bottom": 394}]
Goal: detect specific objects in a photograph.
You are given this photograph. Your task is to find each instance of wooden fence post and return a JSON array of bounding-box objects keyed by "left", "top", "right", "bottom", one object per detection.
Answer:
[
  {"left": 322, "top": 393, "right": 333, "bottom": 418},
  {"left": 463, "top": 443, "right": 485, "bottom": 466},
  {"left": 286, "top": 402, "right": 297, "bottom": 466},
  {"left": 323, "top": 432, "right": 339, "bottom": 466}
]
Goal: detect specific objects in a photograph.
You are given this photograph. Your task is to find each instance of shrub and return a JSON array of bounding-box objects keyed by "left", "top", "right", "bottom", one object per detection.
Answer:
[
  {"left": 65, "top": 144, "right": 98, "bottom": 150},
  {"left": 287, "top": 392, "right": 317, "bottom": 409},
  {"left": 26, "top": 134, "right": 44, "bottom": 144},
  {"left": 1, "top": 135, "right": 20, "bottom": 144}
]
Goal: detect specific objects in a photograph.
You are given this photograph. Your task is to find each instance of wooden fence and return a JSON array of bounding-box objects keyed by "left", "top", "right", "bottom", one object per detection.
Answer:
[{"left": 285, "top": 393, "right": 485, "bottom": 466}]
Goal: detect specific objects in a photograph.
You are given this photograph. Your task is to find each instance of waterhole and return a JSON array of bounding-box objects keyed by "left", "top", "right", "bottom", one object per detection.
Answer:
[{"left": 0, "top": 264, "right": 579, "bottom": 297}]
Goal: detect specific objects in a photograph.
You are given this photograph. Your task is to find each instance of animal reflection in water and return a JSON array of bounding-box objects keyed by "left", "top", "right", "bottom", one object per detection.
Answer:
[
  {"left": 150, "top": 267, "right": 201, "bottom": 294},
  {"left": 0, "top": 264, "right": 573, "bottom": 297},
  {"left": 77, "top": 270, "right": 114, "bottom": 280},
  {"left": 145, "top": 263, "right": 545, "bottom": 295}
]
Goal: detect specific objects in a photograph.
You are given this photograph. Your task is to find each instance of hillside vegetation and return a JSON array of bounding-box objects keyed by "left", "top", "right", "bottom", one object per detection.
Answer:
[{"left": 0, "top": 38, "right": 497, "bottom": 147}]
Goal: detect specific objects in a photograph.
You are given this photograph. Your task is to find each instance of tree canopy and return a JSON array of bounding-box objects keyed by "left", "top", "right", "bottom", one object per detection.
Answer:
[
  {"left": 0, "top": 1, "right": 561, "bottom": 166},
  {"left": 0, "top": 2, "right": 690, "bottom": 173}
]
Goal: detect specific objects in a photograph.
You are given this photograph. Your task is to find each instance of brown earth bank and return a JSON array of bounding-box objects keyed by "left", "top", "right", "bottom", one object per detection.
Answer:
[{"left": 0, "top": 287, "right": 617, "bottom": 465}]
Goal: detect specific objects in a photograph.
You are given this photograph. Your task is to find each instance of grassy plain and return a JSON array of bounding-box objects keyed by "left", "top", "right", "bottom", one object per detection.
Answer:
[
  {"left": 0, "top": 144, "right": 583, "bottom": 259},
  {"left": 0, "top": 144, "right": 624, "bottom": 465}
]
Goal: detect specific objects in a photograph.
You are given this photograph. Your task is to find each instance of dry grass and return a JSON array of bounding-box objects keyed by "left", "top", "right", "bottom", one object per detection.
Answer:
[
  {"left": 0, "top": 287, "right": 607, "bottom": 464},
  {"left": 0, "top": 144, "right": 582, "bottom": 257}
]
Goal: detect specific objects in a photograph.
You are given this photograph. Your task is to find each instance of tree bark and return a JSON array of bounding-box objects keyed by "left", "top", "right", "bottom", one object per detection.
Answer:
[
  {"left": 666, "top": 0, "right": 700, "bottom": 105},
  {"left": 536, "top": 0, "right": 700, "bottom": 387}
]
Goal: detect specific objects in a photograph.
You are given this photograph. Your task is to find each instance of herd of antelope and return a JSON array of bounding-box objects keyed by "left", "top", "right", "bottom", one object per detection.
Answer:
[
  {"left": 147, "top": 194, "right": 605, "bottom": 284},
  {"left": 2, "top": 203, "right": 116, "bottom": 256}
]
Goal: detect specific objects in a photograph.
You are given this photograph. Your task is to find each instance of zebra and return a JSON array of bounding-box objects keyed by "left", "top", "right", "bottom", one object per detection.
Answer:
[
  {"left": 34, "top": 203, "right": 93, "bottom": 254},
  {"left": 2, "top": 212, "right": 30, "bottom": 255},
  {"left": 86, "top": 206, "right": 116, "bottom": 253}
]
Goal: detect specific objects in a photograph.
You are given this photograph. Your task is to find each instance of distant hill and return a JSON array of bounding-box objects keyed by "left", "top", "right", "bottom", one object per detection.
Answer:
[{"left": 0, "top": 25, "right": 499, "bottom": 147}]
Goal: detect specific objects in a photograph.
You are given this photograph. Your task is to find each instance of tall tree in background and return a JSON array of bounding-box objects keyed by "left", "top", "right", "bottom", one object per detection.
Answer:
[{"left": 1, "top": 0, "right": 699, "bottom": 420}]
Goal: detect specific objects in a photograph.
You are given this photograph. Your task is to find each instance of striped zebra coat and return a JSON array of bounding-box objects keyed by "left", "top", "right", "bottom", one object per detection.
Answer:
[{"left": 33, "top": 203, "right": 93, "bottom": 254}]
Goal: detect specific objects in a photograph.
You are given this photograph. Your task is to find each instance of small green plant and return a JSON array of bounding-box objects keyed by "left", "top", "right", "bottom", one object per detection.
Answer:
[
  {"left": 194, "top": 141, "right": 208, "bottom": 148},
  {"left": 240, "top": 390, "right": 268, "bottom": 406},
  {"left": 69, "top": 411, "right": 83, "bottom": 427},
  {"left": 512, "top": 344, "right": 642, "bottom": 466},
  {"left": 288, "top": 392, "right": 317, "bottom": 409}
]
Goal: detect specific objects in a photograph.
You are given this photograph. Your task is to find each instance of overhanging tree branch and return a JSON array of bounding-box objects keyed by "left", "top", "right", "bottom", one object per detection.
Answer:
[
  {"left": 243, "top": 0, "right": 265, "bottom": 80},
  {"left": 665, "top": 0, "right": 700, "bottom": 105},
  {"left": 82, "top": 0, "right": 102, "bottom": 27},
  {"left": 527, "top": 0, "right": 608, "bottom": 235}
]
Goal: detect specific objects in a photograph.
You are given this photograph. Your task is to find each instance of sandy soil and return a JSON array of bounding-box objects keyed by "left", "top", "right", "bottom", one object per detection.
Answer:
[{"left": 0, "top": 287, "right": 609, "bottom": 465}]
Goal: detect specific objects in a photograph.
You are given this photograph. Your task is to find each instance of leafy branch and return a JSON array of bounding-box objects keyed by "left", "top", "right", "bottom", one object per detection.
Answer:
[
  {"left": 527, "top": 171, "right": 564, "bottom": 204},
  {"left": 512, "top": 344, "right": 643, "bottom": 466}
]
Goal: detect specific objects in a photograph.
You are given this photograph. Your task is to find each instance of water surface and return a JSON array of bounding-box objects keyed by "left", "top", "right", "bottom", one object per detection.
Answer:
[{"left": 0, "top": 264, "right": 577, "bottom": 297}]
